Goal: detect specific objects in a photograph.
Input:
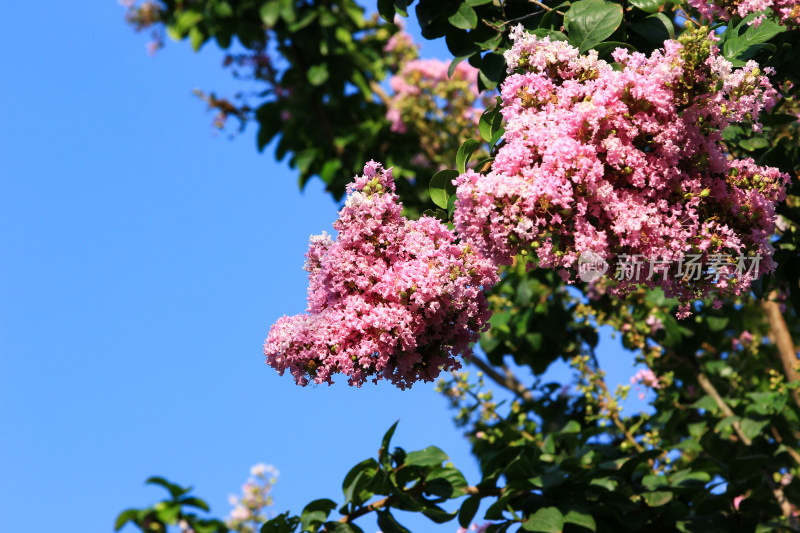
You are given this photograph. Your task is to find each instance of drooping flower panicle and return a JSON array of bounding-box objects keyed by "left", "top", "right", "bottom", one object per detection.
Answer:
[
  {"left": 454, "top": 27, "right": 789, "bottom": 317},
  {"left": 264, "top": 162, "right": 498, "bottom": 389}
]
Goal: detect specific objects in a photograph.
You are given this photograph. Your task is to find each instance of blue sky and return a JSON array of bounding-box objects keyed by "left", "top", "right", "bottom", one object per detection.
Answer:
[{"left": 0, "top": 3, "right": 647, "bottom": 533}]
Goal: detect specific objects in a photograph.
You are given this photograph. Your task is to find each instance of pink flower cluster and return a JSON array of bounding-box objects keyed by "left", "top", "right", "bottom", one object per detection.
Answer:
[
  {"left": 453, "top": 27, "right": 790, "bottom": 317},
  {"left": 387, "top": 59, "right": 481, "bottom": 134},
  {"left": 687, "top": 0, "right": 800, "bottom": 27},
  {"left": 631, "top": 368, "right": 662, "bottom": 399},
  {"left": 264, "top": 162, "right": 498, "bottom": 389},
  {"left": 226, "top": 464, "right": 278, "bottom": 533}
]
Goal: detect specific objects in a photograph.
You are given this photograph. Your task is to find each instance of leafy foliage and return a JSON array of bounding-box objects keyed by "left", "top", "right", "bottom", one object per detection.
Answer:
[{"left": 120, "top": 0, "right": 800, "bottom": 531}]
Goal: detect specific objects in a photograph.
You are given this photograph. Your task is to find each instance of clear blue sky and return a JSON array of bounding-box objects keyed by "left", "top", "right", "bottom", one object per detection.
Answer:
[{"left": 0, "top": 4, "right": 647, "bottom": 533}]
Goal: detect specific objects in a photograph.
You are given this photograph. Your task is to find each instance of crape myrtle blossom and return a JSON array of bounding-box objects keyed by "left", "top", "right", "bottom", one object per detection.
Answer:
[
  {"left": 687, "top": 0, "right": 800, "bottom": 27},
  {"left": 453, "top": 26, "right": 790, "bottom": 318},
  {"left": 226, "top": 464, "right": 278, "bottom": 533},
  {"left": 387, "top": 59, "right": 482, "bottom": 134},
  {"left": 631, "top": 368, "right": 662, "bottom": 400},
  {"left": 264, "top": 162, "right": 498, "bottom": 389}
]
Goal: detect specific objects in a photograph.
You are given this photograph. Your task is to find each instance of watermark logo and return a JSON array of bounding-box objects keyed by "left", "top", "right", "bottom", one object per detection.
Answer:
[
  {"left": 575, "top": 252, "right": 762, "bottom": 283},
  {"left": 577, "top": 250, "right": 609, "bottom": 282}
]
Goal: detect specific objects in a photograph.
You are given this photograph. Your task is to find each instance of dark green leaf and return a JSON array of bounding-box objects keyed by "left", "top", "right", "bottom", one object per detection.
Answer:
[
  {"left": 479, "top": 53, "right": 505, "bottom": 90},
  {"left": 261, "top": 512, "right": 301, "bottom": 533},
  {"left": 115, "top": 509, "right": 138, "bottom": 531},
  {"left": 522, "top": 507, "right": 564, "bottom": 532},
  {"left": 179, "top": 497, "right": 210, "bottom": 512},
  {"left": 564, "top": 509, "right": 597, "bottom": 531},
  {"left": 456, "top": 139, "right": 480, "bottom": 174},
  {"left": 479, "top": 106, "right": 502, "bottom": 142},
  {"left": 448, "top": 4, "right": 478, "bottom": 30},
  {"left": 642, "top": 491, "right": 673, "bottom": 506},
  {"left": 430, "top": 169, "right": 460, "bottom": 209},
  {"left": 631, "top": 13, "right": 674, "bottom": 43},
  {"left": 376, "top": 511, "right": 411, "bottom": 533},
  {"left": 378, "top": 0, "right": 396, "bottom": 22},
  {"left": 301, "top": 499, "right": 337, "bottom": 532},
  {"left": 458, "top": 496, "right": 480, "bottom": 528},
  {"left": 424, "top": 466, "right": 468, "bottom": 498},
  {"left": 380, "top": 421, "right": 399, "bottom": 466},
  {"left": 628, "top": 0, "right": 664, "bottom": 12},
  {"left": 565, "top": 0, "right": 623, "bottom": 53},
  {"left": 145, "top": 476, "right": 190, "bottom": 499},
  {"left": 741, "top": 417, "right": 770, "bottom": 441}
]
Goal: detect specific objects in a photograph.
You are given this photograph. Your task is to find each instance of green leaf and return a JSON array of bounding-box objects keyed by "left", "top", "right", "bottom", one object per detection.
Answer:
[
  {"left": 260, "top": 1, "right": 281, "bottom": 26},
  {"left": 323, "top": 523, "right": 363, "bottom": 533},
  {"left": 378, "top": 0, "right": 396, "bottom": 22},
  {"left": 424, "top": 466, "right": 468, "bottom": 498},
  {"left": 741, "top": 417, "right": 770, "bottom": 441},
  {"left": 261, "top": 512, "right": 301, "bottom": 533},
  {"left": 564, "top": 509, "right": 596, "bottom": 531},
  {"left": 715, "top": 415, "right": 742, "bottom": 433},
  {"left": 746, "top": 392, "right": 787, "bottom": 416},
  {"left": 342, "top": 458, "right": 377, "bottom": 507},
  {"left": 422, "top": 505, "right": 458, "bottom": 524},
  {"left": 630, "top": 13, "right": 674, "bottom": 43},
  {"left": 405, "top": 446, "right": 448, "bottom": 468},
  {"left": 565, "top": 0, "right": 623, "bottom": 53},
  {"left": 289, "top": 11, "right": 318, "bottom": 32},
  {"left": 458, "top": 496, "right": 480, "bottom": 528},
  {"left": 722, "top": 13, "right": 785, "bottom": 64},
  {"left": 376, "top": 511, "right": 411, "bottom": 533},
  {"left": 706, "top": 315, "right": 729, "bottom": 331},
  {"left": 380, "top": 421, "right": 399, "bottom": 466},
  {"left": 456, "top": 139, "right": 480, "bottom": 174},
  {"left": 739, "top": 136, "right": 770, "bottom": 151},
  {"left": 307, "top": 64, "right": 329, "bottom": 86},
  {"left": 522, "top": 507, "right": 564, "bottom": 532},
  {"left": 430, "top": 169, "right": 459, "bottom": 209},
  {"left": 301, "top": 499, "right": 337, "bottom": 532},
  {"left": 145, "top": 477, "right": 190, "bottom": 499},
  {"left": 179, "top": 497, "right": 210, "bottom": 512},
  {"left": 174, "top": 10, "right": 204, "bottom": 34},
  {"left": 114, "top": 509, "right": 138, "bottom": 531},
  {"left": 642, "top": 491, "right": 673, "bottom": 507},
  {"left": 489, "top": 127, "right": 504, "bottom": 149},
  {"left": 479, "top": 106, "right": 502, "bottom": 142},
  {"left": 448, "top": 4, "right": 478, "bottom": 30},
  {"left": 448, "top": 55, "right": 468, "bottom": 78},
  {"left": 628, "top": 0, "right": 664, "bottom": 12},
  {"left": 479, "top": 53, "right": 506, "bottom": 90},
  {"left": 189, "top": 26, "right": 205, "bottom": 51}
]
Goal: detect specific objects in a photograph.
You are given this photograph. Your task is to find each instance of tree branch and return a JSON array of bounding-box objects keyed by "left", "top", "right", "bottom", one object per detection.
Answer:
[
  {"left": 761, "top": 296, "right": 800, "bottom": 411},
  {"left": 333, "top": 485, "right": 502, "bottom": 526},
  {"left": 696, "top": 371, "right": 799, "bottom": 525},
  {"left": 468, "top": 355, "right": 534, "bottom": 402},
  {"left": 696, "top": 372, "right": 752, "bottom": 446}
]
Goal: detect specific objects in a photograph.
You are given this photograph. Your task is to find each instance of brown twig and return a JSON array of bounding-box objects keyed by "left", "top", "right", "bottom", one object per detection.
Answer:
[
  {"left": 762, "top": 295, "right": 800, "bottom": 411},
  {"left": 368, "top": 80, "right": 392, "bottom": 107},
  {"left": 770, "top": 426, "right": 800, "bottom": 466},
  {"left": 468, "top": 355, "right": 535, "bottom": 402},
  {"left": 594, "top": 374, "right": 647, "bottom": 454},
  {"left": 696, "top": 372, "right": 752, "bottom": 446},
  {"left": 764, "top": 467, "right": 800, "bottom": 530}
]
